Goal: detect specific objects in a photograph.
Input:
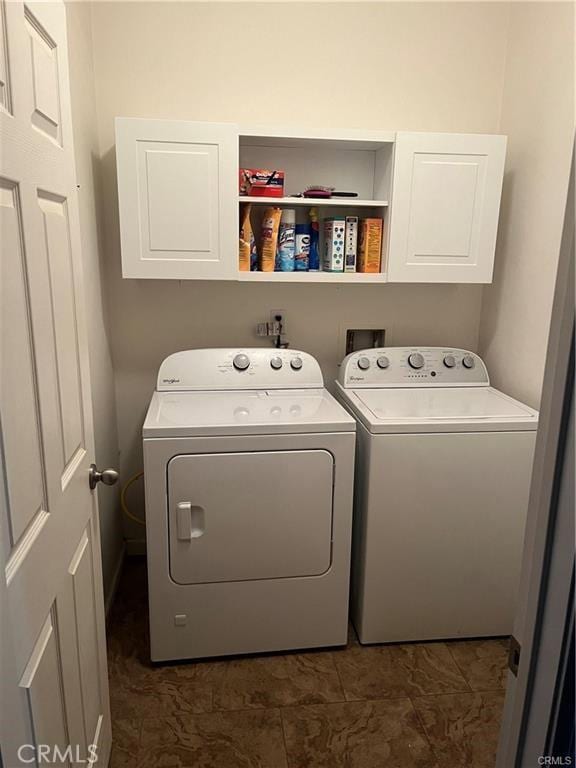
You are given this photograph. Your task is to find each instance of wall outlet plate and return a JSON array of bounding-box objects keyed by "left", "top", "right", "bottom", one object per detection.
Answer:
[
  {"left": 270, "top": 309, "right": 289, "bottom": 348},
  {"left": 256, "top": 310, "right": 288, "bottom": 344},
  {"left": 270, "top": 309, "right": 286, "bottom": 335}
]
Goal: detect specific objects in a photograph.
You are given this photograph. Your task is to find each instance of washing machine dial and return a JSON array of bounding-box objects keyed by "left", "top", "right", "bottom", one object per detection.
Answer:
[
  {"left": 408, "top": 353, "right": 425, "bottom": 370},
  {"left": 357, "top": 357, "right": 371, "bottom": 371},
  {"left": 233, "top": 353, "right": 250, "bottom": 371},
  {"left": 377, "top": 356, "right": 390, "bottom": 369},
  {"left": 290, "top": 357, "right": 303, "bottom": 371},
  {"left": 443, "top": 355, "right": 456, "bottom": 368},
  {"left": 270, "top": 357, "right": 283, "bottom": 370},
  {"left": 462, "top": 355, "right": 476, "bottom": 369}
]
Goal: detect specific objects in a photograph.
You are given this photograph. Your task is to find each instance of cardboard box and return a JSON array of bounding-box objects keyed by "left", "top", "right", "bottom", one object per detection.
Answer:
[
  {"left": 344, "top": 216, "right": 358, "bottom": 273},
  {"left": 358, "top": 218, "right": 383, "bottom": 273},
  {"left": 239, "top": 169, "right": 284, "bottom": 198},
  {"left": 323, "top": 218, "right": 345, "bottom": 272}
]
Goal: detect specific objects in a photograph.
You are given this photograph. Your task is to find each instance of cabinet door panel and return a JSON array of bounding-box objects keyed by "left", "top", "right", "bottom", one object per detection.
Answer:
[
  {"left": 143, "top": 144, "right": 215, "bottom": 254},
  {"left": 388, "top": 132, "right": 506, "bottom": 283},
  {"left": 116, "top": 118, "right": 238, "bottom": 279}
]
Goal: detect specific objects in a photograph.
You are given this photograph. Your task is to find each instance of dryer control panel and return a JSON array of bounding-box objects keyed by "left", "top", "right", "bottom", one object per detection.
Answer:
[
  {"left": 338, "top": 348, "right": 489, "bottom": 388},
  {"left": 157, "top": 348, "right": 324, "bottom": 391}
]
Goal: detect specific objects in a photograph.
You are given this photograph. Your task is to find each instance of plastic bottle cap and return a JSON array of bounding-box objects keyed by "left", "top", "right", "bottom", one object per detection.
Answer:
[{"left": 280, "top": 209, "right": 296, "bottom": 223}]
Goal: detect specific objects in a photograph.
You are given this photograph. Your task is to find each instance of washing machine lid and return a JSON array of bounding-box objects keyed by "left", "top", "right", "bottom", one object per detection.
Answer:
[
  {"left": 338, "top": 385, "right": 539, "bottom": 434},
  {"left": 143, "top": 388, "right": 355, "bottom": 437}
]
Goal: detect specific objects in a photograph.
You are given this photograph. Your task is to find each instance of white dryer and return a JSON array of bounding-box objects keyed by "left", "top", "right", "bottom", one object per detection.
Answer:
[
  {"left": 336, "top": 347, "right": 538, "bottom": 645},
  {"left": 143, "top": 348, "right": 355, "bottom": 662}
]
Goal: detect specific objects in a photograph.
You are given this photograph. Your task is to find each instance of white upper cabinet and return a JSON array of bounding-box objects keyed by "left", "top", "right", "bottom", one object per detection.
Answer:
[
  {"left": 116, "top": 118, "right": 238, "bottom": 279},
  {"left": 387, "top": 132, "right": 506, "bottom": 283},
  {"left": 115, "top": 121, "right": 506, "bottom": 283}
]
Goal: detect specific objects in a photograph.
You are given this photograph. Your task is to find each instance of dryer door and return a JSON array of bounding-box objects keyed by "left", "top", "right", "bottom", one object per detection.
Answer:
[{"left": 168, "top": 450, "right": 334, "bottom": 584}]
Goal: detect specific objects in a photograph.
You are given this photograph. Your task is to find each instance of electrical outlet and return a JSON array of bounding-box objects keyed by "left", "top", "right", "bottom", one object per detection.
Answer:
[
  {"left": 270, "top": 309, "right": 289, "bottom": 348},
  {"left": 270, "top": 309, "right": 287, "bottom": 336}
]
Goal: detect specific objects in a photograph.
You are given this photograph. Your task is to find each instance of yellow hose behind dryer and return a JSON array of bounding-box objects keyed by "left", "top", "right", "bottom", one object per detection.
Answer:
[{"left": 120, "top": 471, "right": 146, "bottom": 526}]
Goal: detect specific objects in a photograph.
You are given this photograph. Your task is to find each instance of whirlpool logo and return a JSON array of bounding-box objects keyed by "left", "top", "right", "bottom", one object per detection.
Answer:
[{"left": 162, "top": 378, "right": 180, "bottom": 384}]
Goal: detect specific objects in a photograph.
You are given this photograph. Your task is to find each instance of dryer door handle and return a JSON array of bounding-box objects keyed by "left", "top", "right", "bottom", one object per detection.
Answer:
[
  {"left": 176, "top": 501, "right": 205, "bottom": 540},
  {"left": 177, "top": 501, "right": 193, "bottom": 540}
]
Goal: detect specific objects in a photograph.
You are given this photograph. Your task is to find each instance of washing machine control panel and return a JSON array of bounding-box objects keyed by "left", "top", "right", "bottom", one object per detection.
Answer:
[
  {"left": 157, "top": 349, "right": 324, "bottom": 391},
  {"left": 338, "top": 348, "right": 489, "bottom": 388}
]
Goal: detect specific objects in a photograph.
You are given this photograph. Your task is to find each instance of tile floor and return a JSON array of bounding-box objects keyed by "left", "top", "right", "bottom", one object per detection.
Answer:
[{"left": 108, "top": 558, "right": 509, "bottom": 768}]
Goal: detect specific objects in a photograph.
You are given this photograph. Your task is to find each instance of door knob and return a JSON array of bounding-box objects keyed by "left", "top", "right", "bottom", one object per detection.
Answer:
[{"left": 89, "top": 463, "right": 119, "bottom": 490}]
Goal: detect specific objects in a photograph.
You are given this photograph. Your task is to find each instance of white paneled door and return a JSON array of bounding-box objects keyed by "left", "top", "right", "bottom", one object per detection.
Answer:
[
  {"left": 0, "top": 2, "right": 111, "bottom": 767},
  {"left": 388, "top": 132, "right": 506, "bottom": 283}
]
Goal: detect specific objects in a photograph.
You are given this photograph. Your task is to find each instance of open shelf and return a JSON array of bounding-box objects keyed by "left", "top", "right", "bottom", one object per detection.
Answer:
[
  {"left": 238, "top": 196, "right": 389, "bottom": 208},
  {"left": 238, "top": 271, "right": 388, "bottom": 283},
  {"left": 238, "top": 131, "right": 392, "bottom": 281}
]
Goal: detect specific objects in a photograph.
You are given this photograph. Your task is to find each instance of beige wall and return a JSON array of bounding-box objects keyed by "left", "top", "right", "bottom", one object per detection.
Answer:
[
  {"left": 89, "top": 1, "right": 512, "bottom": 532},
  {"left": 66, "top": 1, "right": 124, "bottom": 597},
  {"left": 479, "top": 2, "right": 574, "bottom": 409}
]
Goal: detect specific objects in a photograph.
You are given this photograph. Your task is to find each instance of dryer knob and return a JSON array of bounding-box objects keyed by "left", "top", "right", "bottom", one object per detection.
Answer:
[
  {"left": 357, "top": 357, "right": 371, "bottom": 371},
  {"left": 377, "top": 356, "right": 389, "bottom": 369},
  {"left": 462, "top": 355, "right": 476, "bottom": 369},
  {"left": 270, "top": 357, "right": 283, "bottom": 370},
  {"left": 233, "top": 353, "right": 250, "bottom": 371},
  {"left": 408, "top": 353, "right": 425, "bottom": 369},
  {"left": 290, "top": 357, "right": 303, "bottom": 371},
  {"left": 443, "top": 355, "right": 456, "bottom": 368}
]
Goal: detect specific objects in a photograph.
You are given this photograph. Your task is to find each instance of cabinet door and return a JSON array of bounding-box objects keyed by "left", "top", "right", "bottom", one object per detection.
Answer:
[
  {"left": 388, "top": 132, "right": 506, "bottom": 283},
  {"left": 116, "top": 118, "right": 238, "bottom": 279}
]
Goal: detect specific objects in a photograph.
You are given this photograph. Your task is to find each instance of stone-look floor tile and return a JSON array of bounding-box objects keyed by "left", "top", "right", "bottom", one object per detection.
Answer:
[
  {"left": 333, "top": 642, "right": 470, "bottom": 701},
  {"left": 281, "top": 699, "right": 439, "bottom": 768},
  {"left": 108, "top": 604, "right": 147, "bottom": 634},
  {"left": 107, "top": 560, "right": 506, "bottom": 767},
  {"left": 110, "top": 720, "right": 141, "bottom": 768},
  {"left": 107, "top": 596, "right": 149, "bottom": 672},
  {"left": 108, "top": 625, "right": 215, "bottom": 688},
  {"left": 109, "top": 662, "right": 215, "bottom": 720},
  {"left": 108, "top": 558, "right": 148, "bottom": 621},
  {"left": 107, "top": 614, "right": 150, "bottom": 672},
  {"left": 448, "top": 638, "right": 509, "bottom": 691},
  {"left": 108, "top": 579, "right": 218, "bottom": 720},
  {"left": 413, "top": 691, "right": 505, "bottom": 768},
  {"left": 211, "top": 651, "right": 345, "bottom": 711},
  {"left": 137, "top": 709, "right": 288, "bottom": 768}
]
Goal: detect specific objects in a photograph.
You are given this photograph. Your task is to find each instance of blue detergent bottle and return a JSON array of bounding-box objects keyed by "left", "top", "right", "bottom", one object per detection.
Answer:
[{"left": 309, "top": 207, "right": 320, "bottom": 271}]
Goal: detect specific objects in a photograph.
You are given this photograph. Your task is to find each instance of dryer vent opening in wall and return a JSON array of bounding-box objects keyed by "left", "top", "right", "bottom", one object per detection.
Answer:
[{"left": 346, "top": 329, "right": 386, "bottom": 355}]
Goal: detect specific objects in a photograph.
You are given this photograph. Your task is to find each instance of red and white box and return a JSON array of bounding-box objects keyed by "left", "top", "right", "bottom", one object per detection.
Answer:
[{"left": 239, "top": 169, "right": 285, "bottom": 197}]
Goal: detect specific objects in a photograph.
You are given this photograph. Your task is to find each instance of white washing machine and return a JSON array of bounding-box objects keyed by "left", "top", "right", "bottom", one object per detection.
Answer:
[
  {"left": 143, "top": 348, "right": 355, "bottom": 662},
  {"left": 335, "top": 347, "right": 538, "bottom": 644}
]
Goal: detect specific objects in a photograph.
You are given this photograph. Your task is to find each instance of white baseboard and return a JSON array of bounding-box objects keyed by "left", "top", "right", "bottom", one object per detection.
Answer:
[{"left": 105, "top": 543, "right": 125, "bottom": 618}]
